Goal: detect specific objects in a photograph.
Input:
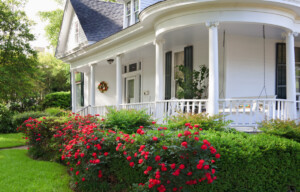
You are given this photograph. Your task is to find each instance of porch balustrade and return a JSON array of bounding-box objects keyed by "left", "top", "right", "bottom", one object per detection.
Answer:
[{"left": 76, "top": 99, "right": 298, "bottom": 127}]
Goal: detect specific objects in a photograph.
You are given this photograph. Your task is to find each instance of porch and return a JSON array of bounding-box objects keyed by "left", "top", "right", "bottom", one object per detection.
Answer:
[{"left": 71, "top": 21, "right": 300, "bottom": 126}]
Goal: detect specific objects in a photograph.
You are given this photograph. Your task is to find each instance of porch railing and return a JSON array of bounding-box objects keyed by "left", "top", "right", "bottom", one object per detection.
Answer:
[
  {"left": 219, "top": 99, "right": 295, "bottom": 127},
  {"left": 77, "top": 99, "right": 298, "bottom": 126}
]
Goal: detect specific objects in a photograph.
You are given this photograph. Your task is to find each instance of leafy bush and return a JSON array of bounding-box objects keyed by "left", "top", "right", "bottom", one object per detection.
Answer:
[
  {"left": 17, "top": 116, "right": 71, "bottom": 160},
  {"left": 259, "top": 119, "right": 300, "bottom": 142},
  {"left": 167, "top": 113, "right": 231, "bottom": 131},
  {"left": 188, "top": 131, "right": 300, "bottom": 192},
  {"left": 42, "top": 92, "right": 71, "bottom": 110},
  {"left": 103, "top": 108, "right": 153, "bottom": 133},
  {"left": 45, "top": 107, "right": 69, "bottom": 117},
  {"left": 0, "top": 104, "right": 15, "bottom": 133},
  {"left": 12, "top": 111, "right": 49, "bottom": 129}
]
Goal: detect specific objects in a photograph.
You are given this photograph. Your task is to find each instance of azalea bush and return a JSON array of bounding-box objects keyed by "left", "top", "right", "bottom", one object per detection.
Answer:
[
  {"left": 103, "top": 108, "right": 154, "bottom": 133},
  {"left": 168, "top": 113, "right": 231, "bottom": 131},
  {"left": 55, "top": 116, "right": 219, "bottom": 192}
]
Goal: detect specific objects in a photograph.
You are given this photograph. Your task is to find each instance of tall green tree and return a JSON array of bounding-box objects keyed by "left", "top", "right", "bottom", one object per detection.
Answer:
[
  {"left": 37, "top": 52, "right": 70, "bottom": 94},
  {"left": 0, "top": 0, "right": 40, "bottom": 103}
]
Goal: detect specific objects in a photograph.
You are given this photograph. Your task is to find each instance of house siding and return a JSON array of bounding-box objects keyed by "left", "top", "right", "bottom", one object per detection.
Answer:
[{"left": 66, "top": 13, "right": 88, "bottom": 52}]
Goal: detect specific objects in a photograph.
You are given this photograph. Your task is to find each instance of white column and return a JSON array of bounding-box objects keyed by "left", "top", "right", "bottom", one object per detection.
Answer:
[
  {"left": 206, "top": 21, "right": 219, "bottom": 115},
  {"left": 154, "top": 39, "right": 164, "bottom": 101},
  {"left": 89, "top": 64, "right": 96, "bottom": 114},
  {"left": 285, "top": 31, "right": 297, "bottom": 119},
  {"left": 71, "top": 69, "right": 77, "bottom": 113},
  {"left": 116, "top": 55, "right": 123, "bottom": 107}
]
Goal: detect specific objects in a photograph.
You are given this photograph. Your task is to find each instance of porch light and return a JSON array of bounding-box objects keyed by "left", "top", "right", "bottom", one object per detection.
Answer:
[{"left": 107, "top": 59, "right": 114, "bottom": 64}]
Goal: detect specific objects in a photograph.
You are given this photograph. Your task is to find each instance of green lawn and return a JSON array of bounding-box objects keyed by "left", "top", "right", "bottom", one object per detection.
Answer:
[
  {"left": 0, "top": 133, "right": 26, "bottom": 148},
  {"left": 0, "top": 149, "right": 72, "bottom": 192}
]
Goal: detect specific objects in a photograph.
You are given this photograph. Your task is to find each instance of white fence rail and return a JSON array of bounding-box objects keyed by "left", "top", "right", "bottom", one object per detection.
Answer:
[
  {"left": 219, "top": 99, "right": 294, "bottom": 127},
  {"left": 77, "top": 99, "right": 298, "bottom": 126}
]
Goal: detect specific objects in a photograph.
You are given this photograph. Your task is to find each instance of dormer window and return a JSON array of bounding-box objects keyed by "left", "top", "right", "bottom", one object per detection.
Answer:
[
  {"left": 134, "top": 0, "right": 139, "bottom": 22},
  {"left": 126, "top": 2, "right": 131, "bottom": 26},
  {"left": 75, "top": 21, "right": 79, "bottom": 43},
  {"left": 124, "top": 0, "right": 139, "bottom": 28}
]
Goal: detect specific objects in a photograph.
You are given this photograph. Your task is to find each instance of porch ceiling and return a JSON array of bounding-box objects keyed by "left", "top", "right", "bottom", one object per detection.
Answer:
[{"left": 162, "top": 22, "right": 299, "bottom": 51}]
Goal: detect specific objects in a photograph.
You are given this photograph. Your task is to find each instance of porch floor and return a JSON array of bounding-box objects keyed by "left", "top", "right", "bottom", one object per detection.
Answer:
[{"left": 232, "top": 127, "right": 263, "bottom": 133}]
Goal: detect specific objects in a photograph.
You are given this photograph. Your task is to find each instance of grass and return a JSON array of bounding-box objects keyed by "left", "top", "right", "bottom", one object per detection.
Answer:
[
  {"left": 0, "top": 149, "right": 72, "bottom": 192},
  {"left": 0, "top": 133, "right": 26, "bottom": 148}
]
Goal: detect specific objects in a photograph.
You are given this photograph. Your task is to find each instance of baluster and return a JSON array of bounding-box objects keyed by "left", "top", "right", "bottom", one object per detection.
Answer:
[
  {"left": 277, "top": 101, "right": 280, "bottom": 119},
  {"left": 192, "top": 101, "right": 195, "bottom": 115},
  {"left": 250, "top": 100, "right": 253, "bottom": 126},
  {"left": 187, "top": 101, "right": 190, "bottom": 113},
  {"left": 242, "top": 101, "right": 246, "bottom": 126}
]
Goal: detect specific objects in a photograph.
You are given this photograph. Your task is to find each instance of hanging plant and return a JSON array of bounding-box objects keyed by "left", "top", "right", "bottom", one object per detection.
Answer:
[{"left": 98, "top": 81, "right": 109, "bottom": 93}]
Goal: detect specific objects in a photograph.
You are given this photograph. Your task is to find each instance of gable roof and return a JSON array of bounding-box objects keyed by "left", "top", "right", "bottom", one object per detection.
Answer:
[{"left": 70, "top": 0, "right": 123, "bottom": 42}]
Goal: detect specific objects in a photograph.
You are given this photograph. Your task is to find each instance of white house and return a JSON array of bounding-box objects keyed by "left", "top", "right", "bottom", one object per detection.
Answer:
[{"left": 56, "top": 0, "right": 300, "bottom": 127}]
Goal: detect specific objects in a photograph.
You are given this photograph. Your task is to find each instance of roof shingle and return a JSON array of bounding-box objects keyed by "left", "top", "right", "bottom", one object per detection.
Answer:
[{"left": 70, "top": 0, "right": 123, "bottom": 42}]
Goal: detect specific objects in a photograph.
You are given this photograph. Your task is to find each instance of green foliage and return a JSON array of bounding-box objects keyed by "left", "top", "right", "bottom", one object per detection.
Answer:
[
  {"left": 259, "top": 119, "right": 300, "bottom": 142},
  {"left": 37, "top": 52, "right": 70, "bottom": 95},
  {"left": 42, "top": 92, "right": 71, "bottom": 110},
  {"left": 38, "top": 9, "right": 64, "bottom": 48},
  {"left": 12, "top": 111, "right": 49, "bottom": 128},
  {"left": 175, "top": 65, "right": 209, "bottom": 99},
  {"left": 0, "top": 103, "right": 14, "bottom": 133},
  {"left": 103, "top": 108, "right": 153, "bottom": 133},
  {"left": 168, "top": 113, "right": 231, "bottom": 131},
  {"left": 0, "top": 0, "right": 40, "bottom": 103},
  {"left": 9, "top": 98, "right": 42, "bottom": 113},
  {"left": 187, "top": 131, "right": 300, "bottom": 192},
  {"left": 45, "top": 107, "right": 69, "bottom": 117}
]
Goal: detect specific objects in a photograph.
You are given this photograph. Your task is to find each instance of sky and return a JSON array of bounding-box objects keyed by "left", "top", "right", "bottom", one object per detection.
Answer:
[{"left": 24, "top": 0, "right": 63, "bottom": 49}]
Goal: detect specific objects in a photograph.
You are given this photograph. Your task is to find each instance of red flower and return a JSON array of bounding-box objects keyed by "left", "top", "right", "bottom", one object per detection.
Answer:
[
  {"left": 104, "top": 152, "right": 109, "bottom": 156},
  {"left": 179, "top": 164, "right": 185, "bottom": 169},
  {"left": 155, "top": 155, "right": 161, "bottom": 162},
  {"left": 82, "top": 177, "right": 85, "bottom": 181},
  {"left": 215, "top": 153, "right": 221, "bottom": 159},
  {"left": 177, "top": 133, "right": 183, "bottom": 138},
  {"left": 199, "top": 159, "right": 205, "bottom": 164},
  {"left": 181, "top": 141, "right": 188, "bottom": 148},
  {"left": 139, "top": 159, "right": 144, "bottom": 164},
  {"left": 194, "top": 136, "right": 199, "bottom": 141},
  {"left": 126, "top": 156, "right": 132, "bottom": 161},
  {"left": 80, "top": 153, "right": 84, "bottom": 158},
  {"left": 129, "top": 162, "right": 134, "bottom": 167},
  {"left": 170, "top": 163, "right": 176, "bottom": 169},
  {"left": 76, "top": 171, "right": 79, "bottom": 175},
  {"left": 94, "top": 159, "right": 100, "bottom": 164},
  {"left": 146, "top": 166, "right": 152, "bottom": 171},
  {"left": 152, "top": 121, "right": 156, "bottom": 124},
  {"left": 139, "top": 126, "right": 144, "bottom": 129},
  {"left": 162, "top": 146, "right": 168, "bottom": 150},
  {"left": 194, "top": 124, "right": 199, "bottom": 128},
  {"left": 185, "top": 123, "right": 191, "bottom": 127},
  {"left": 184, "top": 130, "right": 191, "bottom": 136},
  {"left": 201, "top": 144, "right": 207, "bottom": 150},
  {"left": 212, "top": 169, "right": 216, "bottom": 174},
  {"left": 204, "top": 165, "right": 209, "bottom": 170},
  {"left": 152, "top": 136, "right": 158, "bottom": 141},
  {"left": 187, "top": 172, "right": 193, "bottom": 176},
  {"left": 86, "top": 145, "right": 90, "bottom": 149},
  {"left": 197, "top": 164, "right": 203, "bottom": 169}
]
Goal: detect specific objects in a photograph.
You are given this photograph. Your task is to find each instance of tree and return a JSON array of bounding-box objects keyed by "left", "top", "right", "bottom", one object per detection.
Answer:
[
  {"left": 0, "top": 0, "right": 40, "bottom": 103},
  {"left": 37, "top": 52, "right": 70, "bottom": 95}
]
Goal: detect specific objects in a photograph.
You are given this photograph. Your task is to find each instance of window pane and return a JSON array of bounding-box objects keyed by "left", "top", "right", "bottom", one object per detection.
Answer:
[
  {"left": 134, "top": 0, "right": 139, "bottom": 11},
  {"left": 126, "top": 2, "right": 131, "bottom": 15},
  {"left": 76, "top": 84, "right": 82, "bottom": 107},
  {"left": 277, "top": 66, "right": 286, "bottom": 86},
  {"left": 296, "top": 78, "right": 300, "bottom": 92}
]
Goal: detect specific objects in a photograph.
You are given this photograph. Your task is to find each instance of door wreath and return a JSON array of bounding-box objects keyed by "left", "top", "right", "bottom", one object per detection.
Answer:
[{"left": 98, "top": 81, "right": 109, "bottom": 93}]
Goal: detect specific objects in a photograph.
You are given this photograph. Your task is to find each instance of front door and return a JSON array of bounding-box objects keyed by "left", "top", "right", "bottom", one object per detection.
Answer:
[{"left": 126, "top": 77, "right": 135, "bottom": 103}]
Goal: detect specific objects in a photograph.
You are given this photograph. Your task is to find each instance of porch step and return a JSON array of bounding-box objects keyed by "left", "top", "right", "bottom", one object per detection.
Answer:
[{"left": 231, "top": 127, "right": 263, "bottom": 134}]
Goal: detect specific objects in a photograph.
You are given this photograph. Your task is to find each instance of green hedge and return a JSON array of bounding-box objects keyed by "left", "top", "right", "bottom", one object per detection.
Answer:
[
  {"left": 12, "top": 111, "right": 49, "bottom": 128},
  {"left": 259, "top": 119, "right": 300, "bottom": 143},
  {"left": 42, "top": 92, "right": 71, "bottom": 110},
  {"left": 187, "top": 131, "right": 300, "bottom": 192},
  {"left": 0, "top": 104, "right": 14, "bottom": 133}
]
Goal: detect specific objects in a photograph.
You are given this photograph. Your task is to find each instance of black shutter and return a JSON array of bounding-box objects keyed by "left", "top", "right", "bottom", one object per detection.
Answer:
[
  {"left": 276, "top": 43, "right": 286, "bottom": 99},
  {"left": 184, "top": 46, "right": 193, "bottom": 99},
  {"left": 80, "top": 73, "right": 84, "bottom": 106},
  {"left": 165, "top": 51, "right": 172, "bottom": 100}
]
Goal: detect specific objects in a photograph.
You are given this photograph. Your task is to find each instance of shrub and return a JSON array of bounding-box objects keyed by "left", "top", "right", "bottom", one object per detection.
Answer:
[
  {"left": 0, "top": 103, "right": 15, "bottom": 133},
  {"left": 12, "top": 111, "right": 49, "bottom": 129},
  {"left": 103, "top": 108, "right": 153, "bottom": 133},
  {"left": 45, "top": 107, "right": 69, "bottom": 117},
  {"left": 42, "top": 92, "right": 71, "bottom": 110},
  {"left": 167, "top": 113, "right": 231, "bottom": 131},
  {"left": 187, "top": 131, "right": 300, "bottom": 192},
  {"left": 58, "top": 121, "right": 219, "bottom": 192},
  {"left": 17, "top": 116, "right": 71, "bottom": 160},
  {"left": 259, "top": 119, "right": 300, "bottom": 142}
]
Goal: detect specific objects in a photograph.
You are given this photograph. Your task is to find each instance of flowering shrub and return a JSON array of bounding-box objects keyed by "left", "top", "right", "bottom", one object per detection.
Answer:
[{"left": 55, "top": 117, "right": 219, "bottom": 191}]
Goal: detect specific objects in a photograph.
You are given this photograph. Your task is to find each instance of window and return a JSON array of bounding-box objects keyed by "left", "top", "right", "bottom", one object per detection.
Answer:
[
  {"left": 74, "top": 21, "right": 79, "bottom": 43},
  {"left": 134, "top": 0, "right": 139, "bottom": 22},
  {"left": 75, "top": 72, "right": 84, "bottom": 107},
  {"left": 126, "top": 2, "right": 131, "bottom": 26}
]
